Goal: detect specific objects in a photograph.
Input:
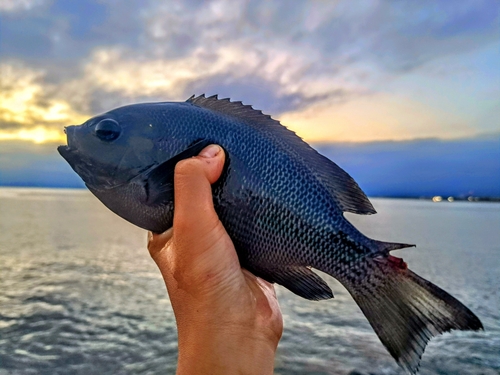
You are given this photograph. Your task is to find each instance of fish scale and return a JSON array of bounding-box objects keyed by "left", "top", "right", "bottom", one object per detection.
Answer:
[{"left": 58, "top": 94, "right": 483, "bottom": 374}]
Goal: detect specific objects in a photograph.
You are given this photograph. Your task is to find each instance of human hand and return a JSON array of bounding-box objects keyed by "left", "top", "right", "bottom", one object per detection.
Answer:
[{"left": 147, "top": 144, "right": 283, "bottom": 375}]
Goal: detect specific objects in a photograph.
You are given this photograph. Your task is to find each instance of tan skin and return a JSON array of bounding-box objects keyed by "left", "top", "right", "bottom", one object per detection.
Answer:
[{"left": 147, "top": 144, "right": 283, "bottom": 375}]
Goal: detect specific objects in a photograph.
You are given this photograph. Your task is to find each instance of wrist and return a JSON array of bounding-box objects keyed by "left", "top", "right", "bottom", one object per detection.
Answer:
[{"left": 177, "top": 320, "right": 278, "bottom": 375}]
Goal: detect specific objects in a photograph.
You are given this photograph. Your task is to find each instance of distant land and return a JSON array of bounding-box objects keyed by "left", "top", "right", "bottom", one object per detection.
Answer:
[
  {"left": 315, "top": 134, "right": 500, "bottom": 199},
  {"left": 0, "top": 135, "right": 499, "bottom": 199}
]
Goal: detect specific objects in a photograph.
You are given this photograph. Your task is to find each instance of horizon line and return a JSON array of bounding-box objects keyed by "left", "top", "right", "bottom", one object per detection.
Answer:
[{"left": 0, "top": 130, "right": 498, "bottom": 147}]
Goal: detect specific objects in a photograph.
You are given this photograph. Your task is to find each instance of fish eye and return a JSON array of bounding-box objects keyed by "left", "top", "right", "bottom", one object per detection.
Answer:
[{"left": 94, "top": 119, "right": 121, "bottom": 142}]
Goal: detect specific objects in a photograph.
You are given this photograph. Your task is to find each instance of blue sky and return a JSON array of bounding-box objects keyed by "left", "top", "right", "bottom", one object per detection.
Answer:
[{"left": 0, "top": 0, "right": 499, "bottom": 195}]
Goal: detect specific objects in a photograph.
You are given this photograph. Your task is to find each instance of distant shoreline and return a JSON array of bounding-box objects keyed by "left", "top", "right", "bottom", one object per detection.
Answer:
[
  {"left": 1, "top": 185, "right": 499, "bottom": 202},
  {"left": 370, "top": 195, "right": 500, "bottom": 203}
]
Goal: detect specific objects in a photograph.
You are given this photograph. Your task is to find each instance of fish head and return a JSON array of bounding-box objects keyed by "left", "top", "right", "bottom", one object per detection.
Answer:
[{"left": 57, "top": 106, "right": 169, "bottom": 190}]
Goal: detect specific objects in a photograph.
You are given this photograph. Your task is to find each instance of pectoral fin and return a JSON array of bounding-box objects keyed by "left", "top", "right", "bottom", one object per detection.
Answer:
[{"left": 143, "top": 139, "right": 211, "bottom": 205}]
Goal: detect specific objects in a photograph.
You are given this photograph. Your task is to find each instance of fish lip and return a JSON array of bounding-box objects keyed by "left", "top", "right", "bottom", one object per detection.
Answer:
[
  {"left": 58, "top": 141, "right": 73, "bottom": 156},
  {"left": 57, "top": 142, "right": 79, "bottom": 173},
  {"left": 57, "top": 140, "right": 75, "bottom": 158},
  {"left": 58, "top": 125, "right": 78, "bottom": 153},
  {"left": 57, "top": 125, "right": 82, "bottom": 175}
]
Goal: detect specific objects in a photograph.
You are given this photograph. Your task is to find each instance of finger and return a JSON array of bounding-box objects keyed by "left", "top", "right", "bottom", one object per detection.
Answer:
[{"left": 173, "top": 144, "right": 225, "bottom": 235}]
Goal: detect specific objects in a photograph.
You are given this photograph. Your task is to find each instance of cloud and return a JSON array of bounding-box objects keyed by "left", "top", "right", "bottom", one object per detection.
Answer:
[
  {"left": 0, "top": 0, "right": 498, "bottom": 144},
  {"left": 340, "top": 0, "right": 498, "bottom": 72},
  {"left": 0, "top": 63, "right": 86, "bottom": 126},
  {"left": 3, "top": 0, "right": 497, "bottom": 84},
  {"left": 0, "top": 0, "right": 44, "bottom": 13},
  {"left": 80, "top": 44, "right": 358, "bottom": 114},
  {"left": 0, "top": 0, "right": 143, "bottom": 62}
]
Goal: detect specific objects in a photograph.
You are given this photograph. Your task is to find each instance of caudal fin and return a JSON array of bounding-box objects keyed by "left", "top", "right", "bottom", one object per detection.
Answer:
[{"left": 342, "top": 256, "right": 483, "bottom": 374}]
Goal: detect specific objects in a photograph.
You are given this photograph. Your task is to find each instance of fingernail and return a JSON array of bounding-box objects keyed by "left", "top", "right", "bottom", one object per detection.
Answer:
[{"left": 199, "top": 144, "right": 221, "bottom": 158}]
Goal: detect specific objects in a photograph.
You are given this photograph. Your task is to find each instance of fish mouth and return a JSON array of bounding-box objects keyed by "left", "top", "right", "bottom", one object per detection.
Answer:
[
  {"left": 57, "top": 126, "right": 76, "bottom": 156},
  {"left": 57, "top": 144, "right": 73, "bottom": 158},
  {"left": 57, "top": 137, "right": 98, "bottom": 188},
  {"left": 57, "top": 125, "right": 76, "bottom": 151},
  {"left": 57, "top": 125, "right": 89, "bottom": 180}
]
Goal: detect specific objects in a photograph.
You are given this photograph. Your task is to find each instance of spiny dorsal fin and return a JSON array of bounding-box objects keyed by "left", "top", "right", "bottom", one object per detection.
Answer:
[
  {"left": 187, "top": 94, "right": 274, "bottom": 124},
  {"left": 186, "top": 94, "right": 376, "bottom": 215}
]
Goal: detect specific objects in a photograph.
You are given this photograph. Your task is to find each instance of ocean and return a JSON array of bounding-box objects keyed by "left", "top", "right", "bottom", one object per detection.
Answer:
[{"left": 0, "top": 188, "right": 499, "bottom": 375}]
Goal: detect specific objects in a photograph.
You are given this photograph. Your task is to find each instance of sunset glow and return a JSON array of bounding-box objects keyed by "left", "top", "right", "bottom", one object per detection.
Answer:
[
  {"left": 0, "top": 64, "right": 88, "bottom": 144},
  {"left": 0, "top": 126, "right": 65, "bottom": 144}
]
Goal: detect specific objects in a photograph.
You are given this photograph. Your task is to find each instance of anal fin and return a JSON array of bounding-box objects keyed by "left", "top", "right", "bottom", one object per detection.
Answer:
[{"left": 256, "top": 266, "right": 333, "bottom": 301}]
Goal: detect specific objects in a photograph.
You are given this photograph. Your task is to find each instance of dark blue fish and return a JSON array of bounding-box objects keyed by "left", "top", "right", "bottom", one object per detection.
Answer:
[{"left": 58, "top": 95, "right": 482, "bottom": 374}]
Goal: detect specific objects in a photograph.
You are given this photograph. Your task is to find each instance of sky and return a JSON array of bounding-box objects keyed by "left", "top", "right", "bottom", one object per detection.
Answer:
[{"left": 0, "top": 0, "right": 499, "bottom": 195}]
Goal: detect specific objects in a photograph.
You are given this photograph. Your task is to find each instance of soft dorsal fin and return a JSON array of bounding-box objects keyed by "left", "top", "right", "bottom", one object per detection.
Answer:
[{"left": 187, "top": 94, "right": 376, "bottom": 215}]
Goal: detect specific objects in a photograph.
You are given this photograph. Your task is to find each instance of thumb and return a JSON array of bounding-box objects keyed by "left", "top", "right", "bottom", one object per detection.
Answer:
[
  {"left": 173, "top": 144, "right": 225, "bottom": 235},
  {"left": 148, "top": 144, "right": 225, "bottom": 261}
]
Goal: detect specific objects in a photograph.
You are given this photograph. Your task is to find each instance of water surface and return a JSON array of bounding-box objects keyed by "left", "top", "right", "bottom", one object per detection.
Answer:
[{"left": 0, "top": 188, "right": 498, "bottom": 374}]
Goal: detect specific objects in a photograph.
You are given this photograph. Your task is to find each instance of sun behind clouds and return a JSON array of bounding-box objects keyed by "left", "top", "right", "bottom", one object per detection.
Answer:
[
  {"left": 0, "top": 127, "right": 66, "bottom": 144},
  {"left": 0, "top": 64, "right": 88, "bottom": 144}
]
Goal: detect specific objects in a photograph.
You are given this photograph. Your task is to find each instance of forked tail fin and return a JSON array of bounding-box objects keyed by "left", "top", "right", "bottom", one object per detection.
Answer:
[{"left": 342, "top": 256, "right": 483, "bottom": 374}]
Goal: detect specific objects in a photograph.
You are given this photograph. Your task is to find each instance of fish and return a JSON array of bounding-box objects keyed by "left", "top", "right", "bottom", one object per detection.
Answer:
[{"left": 58, "top": 94, "right": 483, "bottom": 374}]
